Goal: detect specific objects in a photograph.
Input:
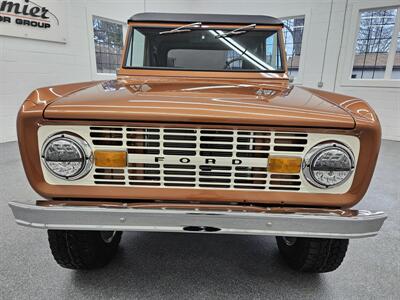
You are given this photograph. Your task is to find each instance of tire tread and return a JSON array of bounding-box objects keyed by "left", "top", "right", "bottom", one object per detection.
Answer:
[
  {"left": 48, "top": 230, "right": 121, "bottom": 270},
  {"left": 276, "top": 237, "right": 349, "bottom": 273}
]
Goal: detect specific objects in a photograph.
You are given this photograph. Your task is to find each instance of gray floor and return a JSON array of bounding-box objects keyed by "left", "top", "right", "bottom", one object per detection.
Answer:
[{"left": 0, "top": 140, "right": 399, "bottom": 300}]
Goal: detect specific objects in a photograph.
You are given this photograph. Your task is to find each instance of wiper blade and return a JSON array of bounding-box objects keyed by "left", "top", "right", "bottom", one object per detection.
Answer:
[
  {"left": 214, "top": 23, "right": 256, "bottom": 38},
  {"left": 159, "top": 22, "right": 202, "bottom": 35}
]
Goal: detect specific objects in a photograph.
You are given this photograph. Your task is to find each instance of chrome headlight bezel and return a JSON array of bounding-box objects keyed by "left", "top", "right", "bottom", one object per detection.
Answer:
[
  {"left": 41, "top": 133, "right": 93, "bottom": 180},
  {"left": 302, "top": 142, "right": 355, "bottom": 189}
]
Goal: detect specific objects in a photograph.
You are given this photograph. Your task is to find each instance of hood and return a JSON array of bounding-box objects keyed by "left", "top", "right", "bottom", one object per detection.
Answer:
[{"left": 43, "top": 78, "right": 355, "bottom": 129}]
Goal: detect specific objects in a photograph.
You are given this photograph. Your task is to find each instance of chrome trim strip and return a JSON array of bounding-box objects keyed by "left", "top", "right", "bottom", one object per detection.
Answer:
[{"left": 9, "top": 201, "right": 386, "bottom": 239}]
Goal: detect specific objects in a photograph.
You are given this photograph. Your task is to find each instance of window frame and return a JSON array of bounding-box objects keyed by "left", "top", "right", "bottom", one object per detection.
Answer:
[
  {"left": 339, "top": 1, "right": 400, "bottom": 88},
  {"left": 279, "top": 12, "right": 310, "bottom": 85},
  {"left": 88, "top": 15, "right": 127, "bottom": 80}
]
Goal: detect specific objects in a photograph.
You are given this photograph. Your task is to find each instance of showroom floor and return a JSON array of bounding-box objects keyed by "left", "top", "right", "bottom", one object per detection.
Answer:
[{"left": 1, "top": 140, "right": 399, "bottom": 300}]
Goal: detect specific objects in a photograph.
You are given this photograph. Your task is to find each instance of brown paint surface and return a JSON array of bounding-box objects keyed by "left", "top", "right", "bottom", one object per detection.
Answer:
[{"left": 42, "top": 78, "right": 355, "bottom": 129}]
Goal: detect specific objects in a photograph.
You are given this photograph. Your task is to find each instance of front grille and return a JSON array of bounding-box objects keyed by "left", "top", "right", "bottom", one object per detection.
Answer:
[{"left": 89, "top": 126, "right": 307, "bottom": 191}]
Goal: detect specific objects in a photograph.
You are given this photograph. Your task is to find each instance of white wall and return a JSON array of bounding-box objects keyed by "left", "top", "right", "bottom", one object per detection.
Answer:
[
  {"left": 0, "top": 0, "right": 144, "bottom": 142},
  {"left": 333, "top": 0, "right": 400, "bottom": 141},
  {"left": 0, "top": 0, "right": 399, "bottom": 143}
]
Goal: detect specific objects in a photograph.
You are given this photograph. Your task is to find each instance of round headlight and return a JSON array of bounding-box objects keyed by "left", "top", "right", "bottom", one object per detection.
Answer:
[
  {"left": 41, "top": 133, "right": 92, "bottom": 180},
  {"left": 303, "top": 142, "right": 355, "bottom": 188}
]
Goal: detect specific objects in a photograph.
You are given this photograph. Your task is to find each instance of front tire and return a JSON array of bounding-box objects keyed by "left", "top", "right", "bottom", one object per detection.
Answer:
[
  {"left": 276, "top": 236, "right": 349, "bottom": 273},
  {"left": 48, "top": 230, "right": 122, "bottom": 270}
]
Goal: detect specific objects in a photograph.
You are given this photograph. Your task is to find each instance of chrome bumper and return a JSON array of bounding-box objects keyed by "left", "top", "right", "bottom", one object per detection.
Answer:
[{"left": 8, "top": 201, "right": 386, "bottom": 239}]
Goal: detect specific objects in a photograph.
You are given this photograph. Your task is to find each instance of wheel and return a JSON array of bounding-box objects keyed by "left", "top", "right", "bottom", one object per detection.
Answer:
[
  {"left": 47, "top": 230, "right": 122, "bottom": 270},
  {"left": 276, "top": 236, "right": 349, "bottom": 273}
]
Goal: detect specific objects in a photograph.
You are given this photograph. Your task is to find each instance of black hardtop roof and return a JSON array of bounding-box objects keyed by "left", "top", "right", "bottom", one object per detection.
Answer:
[{"left": 129, "top": 12, "right": 283, "bottom": 26}]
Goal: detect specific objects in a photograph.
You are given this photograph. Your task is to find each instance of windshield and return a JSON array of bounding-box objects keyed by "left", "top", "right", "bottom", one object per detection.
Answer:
[{"left": 124, "top": 26, "right": 284, "bottom": 72}]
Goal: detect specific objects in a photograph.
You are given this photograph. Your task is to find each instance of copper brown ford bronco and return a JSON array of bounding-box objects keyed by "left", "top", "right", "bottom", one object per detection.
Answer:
[{"left": 9, "top": 13, "right": 386, "bottom": 273}]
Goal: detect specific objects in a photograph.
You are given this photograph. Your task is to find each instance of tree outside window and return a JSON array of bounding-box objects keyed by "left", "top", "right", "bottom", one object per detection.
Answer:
[
  {"left": 282, "top": 16, "right": 305, "bottom": 80},
  {"left": 352, "top": 7, "right": 399, "bottom": 79},
  {"left": 93, "top": 16, "right": 123, "bottom": 74}
]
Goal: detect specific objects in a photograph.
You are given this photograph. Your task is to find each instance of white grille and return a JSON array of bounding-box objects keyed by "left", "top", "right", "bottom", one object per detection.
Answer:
[
  {"left": 89, "top": 127, "right": 308, "bottom": 191},
  {"left": 38, "top": 125, "right": 360, "bottom": 194}
]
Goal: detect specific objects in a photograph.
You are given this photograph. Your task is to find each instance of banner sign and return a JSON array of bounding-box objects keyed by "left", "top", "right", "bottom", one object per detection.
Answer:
[{"left": 0, "top": 0, "right": 67, "bottom": 43}]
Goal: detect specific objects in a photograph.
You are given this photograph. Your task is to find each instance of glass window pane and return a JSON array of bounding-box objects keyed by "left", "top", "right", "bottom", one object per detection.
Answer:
[
  {"left": 92, "top": 16, "right": 124, "bottom": 74},
  {"left": 125, "top": 28, "right": 284, "bottom": 72},
  {"left": 282, "top": 16, "right": 305, "bottom": 79},
  {"left": 352, "top": 7, "right": 398, "bottom": 79}
]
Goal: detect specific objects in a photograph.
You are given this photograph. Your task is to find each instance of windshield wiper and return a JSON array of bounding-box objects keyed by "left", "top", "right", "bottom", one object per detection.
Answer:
[
  {"left": 214, "top": 23, "right": 256, "bottom": 38},
  {"left": 159, "top": 22, "right": 202, "bottom": 35}
]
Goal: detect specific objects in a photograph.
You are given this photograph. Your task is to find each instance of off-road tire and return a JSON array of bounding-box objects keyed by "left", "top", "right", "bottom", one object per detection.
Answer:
[
  {"left": 276, "top": 236, "right": 349, "bottom": 273},
  {"left": 48, "top": 230, "right": 122, "bottom": 270}
]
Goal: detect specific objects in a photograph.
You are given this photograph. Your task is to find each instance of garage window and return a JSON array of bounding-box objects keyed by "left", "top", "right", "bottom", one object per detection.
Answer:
[
  {"left": 352, "top": 7, "right": 400, "bottom": 79},
  {"left": 282, "top": 16, "right": 305, "bottom": 79},
  {"left": 92, "top": 16, "right": 123, "bottom": 74}
]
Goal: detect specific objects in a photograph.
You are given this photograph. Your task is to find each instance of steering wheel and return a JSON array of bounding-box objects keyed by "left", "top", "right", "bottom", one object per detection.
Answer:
[{"left": 224, "top": 57, "right": 244, "bottom": 69}]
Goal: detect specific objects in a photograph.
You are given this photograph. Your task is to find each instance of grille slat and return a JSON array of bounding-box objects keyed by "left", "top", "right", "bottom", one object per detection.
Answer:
[{"left": 90, "top": 126, "right": 308, "bottom": 191}]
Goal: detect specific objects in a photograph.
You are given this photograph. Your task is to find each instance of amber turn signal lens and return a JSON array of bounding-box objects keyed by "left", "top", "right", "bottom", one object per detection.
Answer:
[
  {"left": 94, "top": 151, "right": 127, "bottom": 167},
  {"left": 268, "top": 156, "right": 302, "bottom": 173}
]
